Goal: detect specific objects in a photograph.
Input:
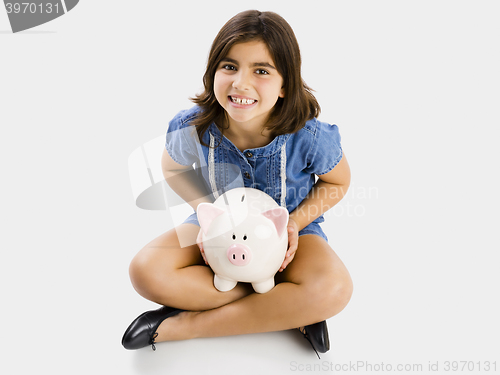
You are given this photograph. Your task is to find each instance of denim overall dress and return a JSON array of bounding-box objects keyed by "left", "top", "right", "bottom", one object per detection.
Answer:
[{"left": 165, "top": 105, "right": 343, "bottom": 241}]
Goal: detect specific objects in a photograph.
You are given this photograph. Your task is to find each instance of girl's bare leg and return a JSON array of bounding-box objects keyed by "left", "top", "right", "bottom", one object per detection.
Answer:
[
  {"left": 129, "top": 224, "right": 254, "bottom": 311},
  {"left": 129, "top": 227, "right": 353, "bottom": 342}
]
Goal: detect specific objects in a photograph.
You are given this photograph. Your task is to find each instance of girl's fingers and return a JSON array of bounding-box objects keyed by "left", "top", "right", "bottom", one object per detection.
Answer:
[
  {"left": 280, "top": 222, "right": 299, "bottom": 271},
  {"left": 279, "top": 252, "right": 296, "bottom": 272}
]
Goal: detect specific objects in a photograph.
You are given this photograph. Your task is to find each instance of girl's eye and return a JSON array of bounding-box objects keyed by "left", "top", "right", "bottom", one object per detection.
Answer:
[
  {"left": 222, "top": 64, "right": 236, "bottom": 71},
  {"left": 256, "top": 69, "right": 269, "bottom": 75}
]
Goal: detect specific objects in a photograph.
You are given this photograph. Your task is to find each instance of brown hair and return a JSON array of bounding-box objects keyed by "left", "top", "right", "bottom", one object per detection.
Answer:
[{"left": 190, "top": 10, "right": 320, "bottom": 145}]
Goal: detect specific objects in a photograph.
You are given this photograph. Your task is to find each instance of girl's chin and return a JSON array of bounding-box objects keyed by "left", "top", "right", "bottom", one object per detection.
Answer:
[
  {"left": 225, "top": 105, "right": 257, "bottom": 121},
  {"left": 225, "top": 111, "right": 270, "bottom": 129}
]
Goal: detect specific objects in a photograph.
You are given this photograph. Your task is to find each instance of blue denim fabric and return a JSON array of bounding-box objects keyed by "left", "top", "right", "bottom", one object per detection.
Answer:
[{"left": 165, "top": 105, "right": 343, "bottom": 241}]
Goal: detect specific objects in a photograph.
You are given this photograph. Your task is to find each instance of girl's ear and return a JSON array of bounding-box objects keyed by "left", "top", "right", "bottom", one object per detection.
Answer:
[{"left": 279, "top": 87, "right": 285, "bottom": 98}]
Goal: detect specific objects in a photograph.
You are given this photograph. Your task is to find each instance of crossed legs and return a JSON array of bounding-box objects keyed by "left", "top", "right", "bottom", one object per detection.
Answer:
[{"left": 128, "top": 224, "right": 353, "bottom": 342}]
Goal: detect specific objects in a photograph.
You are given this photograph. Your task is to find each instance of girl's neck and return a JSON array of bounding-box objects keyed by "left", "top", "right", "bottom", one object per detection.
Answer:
[{"left": 223, "top": 118, "right": 274, "bottom": 151}]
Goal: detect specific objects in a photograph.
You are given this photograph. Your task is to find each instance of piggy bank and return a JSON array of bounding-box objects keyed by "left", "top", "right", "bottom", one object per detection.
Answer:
[{"left": 197, "top": 187, "right": 289, "bottom": 293}]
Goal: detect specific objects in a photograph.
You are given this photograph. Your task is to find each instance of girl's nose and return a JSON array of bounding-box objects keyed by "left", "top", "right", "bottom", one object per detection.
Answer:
[{"left": 232, "top": 70, "right": 251, "bottom": 91}]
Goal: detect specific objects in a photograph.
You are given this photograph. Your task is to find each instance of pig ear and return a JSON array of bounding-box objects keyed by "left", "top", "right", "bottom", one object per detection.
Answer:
[
  {"left": 197, "top": 203, "right": 225, "bottom": 235},
  {"left": 261, "top": 207, "right": 289, "bottom": 238}
]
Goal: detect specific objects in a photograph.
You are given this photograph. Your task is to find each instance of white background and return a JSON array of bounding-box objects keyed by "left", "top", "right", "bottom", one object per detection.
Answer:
[{"left": 1, "top": 1, "right": 499, "bottom": 374}]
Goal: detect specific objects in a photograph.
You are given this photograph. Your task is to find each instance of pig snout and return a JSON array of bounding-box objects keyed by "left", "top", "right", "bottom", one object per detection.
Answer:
[{"left": 227, "top": 244, "right": 252, "bottom": 266}]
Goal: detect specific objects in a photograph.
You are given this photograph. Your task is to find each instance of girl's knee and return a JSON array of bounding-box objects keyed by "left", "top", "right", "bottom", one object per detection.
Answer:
[
  {"left": 128, "top": 249, "right": 169, "bottom": 301},
  {"left": 129, "top": 251, "right": 152, "bottom": 295},
  {"left": 330, "top": 273, "right": 353, "bottom": 313},
  {"left": 305, "top": 271, "right": 353, "bottom": 320},
  {"left": 326, "top": 273, "right": 353, "bottom": 318}
]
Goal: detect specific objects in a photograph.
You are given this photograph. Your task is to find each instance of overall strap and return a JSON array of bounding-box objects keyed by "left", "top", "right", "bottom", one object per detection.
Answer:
[
  {"left": 208, "top": 132, "right": 220, "bottom": 200},
  {"left": 280, "top": 142, "right": 287, "bottom": 208}
]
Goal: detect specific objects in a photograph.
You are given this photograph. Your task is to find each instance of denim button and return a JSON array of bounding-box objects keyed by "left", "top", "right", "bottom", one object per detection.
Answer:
[
  {"left": 245, "top": 152, "right": 253, "bottom": 158},
  {"left": 244, "top": 172, "right": 251, "bottom": 179}
]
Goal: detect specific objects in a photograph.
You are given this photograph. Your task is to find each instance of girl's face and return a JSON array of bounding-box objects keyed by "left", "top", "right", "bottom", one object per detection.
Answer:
[{"left": 214, "top": 40, "right": 285, "bottom": 132}]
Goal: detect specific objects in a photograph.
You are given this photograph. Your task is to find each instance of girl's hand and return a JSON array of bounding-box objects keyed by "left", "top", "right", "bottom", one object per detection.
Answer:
[
  {"left": 197, "top": 228, "right": 209, "bottom": 265},
  {"left": 279, "top": 218, "right": 299, "bottom": 272}
]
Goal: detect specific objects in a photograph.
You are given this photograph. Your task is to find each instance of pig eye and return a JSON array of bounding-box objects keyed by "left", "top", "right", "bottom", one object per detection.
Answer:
[
  {"left": 232, "top": 233, "right": 236, "bottom": 240},
  {"left": 243, "top": 235, "right": 247, "bottom": 240}
]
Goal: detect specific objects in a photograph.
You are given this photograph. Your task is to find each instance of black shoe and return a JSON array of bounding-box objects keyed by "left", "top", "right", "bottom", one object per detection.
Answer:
[
  {"left": 122, "top": 306, "right": 184, "bottom": 350},
  {"left": 299, "top": 320, "right": 330, "bottom": 357}
]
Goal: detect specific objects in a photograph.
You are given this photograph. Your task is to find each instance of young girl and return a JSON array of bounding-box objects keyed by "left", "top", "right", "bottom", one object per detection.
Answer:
[{"left": 122, "top": 10, "right": 353, "bottom": 354}]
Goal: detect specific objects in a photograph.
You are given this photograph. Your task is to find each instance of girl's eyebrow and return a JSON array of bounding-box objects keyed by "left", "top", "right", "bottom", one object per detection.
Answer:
[{"left": 221, "top": 57, "right": 277, "bottom": 71}]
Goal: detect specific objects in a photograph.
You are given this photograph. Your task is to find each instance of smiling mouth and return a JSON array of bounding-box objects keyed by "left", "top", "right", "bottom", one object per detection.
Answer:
[{"left": 229, "top": 96, "right": 257, "bottom": 105}]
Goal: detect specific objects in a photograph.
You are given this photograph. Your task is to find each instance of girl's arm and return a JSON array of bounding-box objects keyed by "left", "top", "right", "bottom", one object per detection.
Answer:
[
  {"left": 280, "top": 153, "right": 351, "bottom": 271},
  {"left": 161, "top": 148, "right": 213, "bottom": 211},
  {"left": 162, "top": 148, "right": 213, "bottom": 260}
]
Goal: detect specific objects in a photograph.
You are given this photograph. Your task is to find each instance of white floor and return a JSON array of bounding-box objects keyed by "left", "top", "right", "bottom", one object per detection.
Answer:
[{"left": 113, "top": 317, "right": 343, "bottom": 375}]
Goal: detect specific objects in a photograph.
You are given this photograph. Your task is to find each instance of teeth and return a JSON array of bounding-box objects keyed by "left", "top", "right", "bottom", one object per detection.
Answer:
[{"left": 231, "top": 96, "right": 255, "bottom": 105}]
